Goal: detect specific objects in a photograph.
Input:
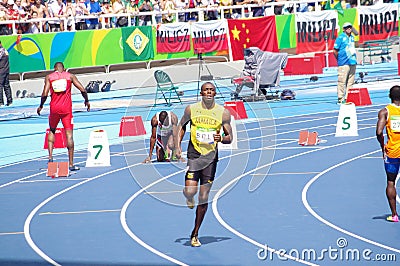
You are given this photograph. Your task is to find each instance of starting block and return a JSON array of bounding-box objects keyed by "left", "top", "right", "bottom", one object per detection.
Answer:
[
  {"left": 119, "top": 116, "right": 146, "bottom": 137},
  {"left": 47, "top": 161, "right": 69, "bottom": 178},
  {"left": 346, "top": 88, "right": 372, "bottom": 106},
  {"left": 298, "top": 130, "right": 320, "bottom": 146},
  {"left": 43, "top": 128, "right": 67, "bottom": 149},
  {"left": 224, "top": 101, "right": 248, "bottom": 120}
]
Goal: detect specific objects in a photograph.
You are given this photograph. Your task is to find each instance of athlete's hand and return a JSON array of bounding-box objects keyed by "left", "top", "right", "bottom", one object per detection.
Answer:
[
  {"left": 36, "top": 106, "right": 42, "bottom": 116},
  {"left": 143, "top": 156, "right": 152, "bottom": 163},
  {"left": 175, "top": 148, "right": 182, "bottom": 160},
  {"left": 214, "top": 129, "right": 222, "bottom": 143},
  {"left": 85, "top": 101, "right": 91, "bottom": 112}
]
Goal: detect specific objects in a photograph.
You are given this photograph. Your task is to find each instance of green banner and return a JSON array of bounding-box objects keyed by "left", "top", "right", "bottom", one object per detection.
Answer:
[
  {"left": 275, "top": 14, "right": 296, "bottom": 49},
  {"left": 121, "top": 26, "right": 154, "bottom": 61}
]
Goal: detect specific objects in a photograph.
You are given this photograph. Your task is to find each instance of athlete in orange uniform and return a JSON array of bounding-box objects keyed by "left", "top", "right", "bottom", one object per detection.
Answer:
[
  {"left": 37, "top": 62, "right": 90, "bottom": 171},
  {"left": 376, "top": 85, "right": 400, "bottom": 222}
]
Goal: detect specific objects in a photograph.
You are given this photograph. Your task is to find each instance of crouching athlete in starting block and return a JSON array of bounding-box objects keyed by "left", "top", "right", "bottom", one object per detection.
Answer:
[{"left": 143, "top": 110, "right": 182, "bottom": 163}]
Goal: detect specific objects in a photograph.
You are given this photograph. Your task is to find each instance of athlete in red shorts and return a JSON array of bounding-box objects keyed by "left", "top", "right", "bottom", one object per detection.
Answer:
[{"left": 37, "top": 62, "right": 90, "bottom": 171}]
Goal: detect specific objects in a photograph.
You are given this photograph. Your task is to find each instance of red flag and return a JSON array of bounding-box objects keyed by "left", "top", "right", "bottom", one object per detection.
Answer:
[
  {"left": 156, "top": 23, "right": 191, "bottom": 54},
  {"left": 227, "top": 16, "right": 278, "bottom": 61},
  {"left": 191, "top": 20, "right": 228, "bottom": 53}
]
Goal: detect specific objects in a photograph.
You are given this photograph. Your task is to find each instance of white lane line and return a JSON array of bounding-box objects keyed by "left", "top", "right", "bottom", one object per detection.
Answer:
[
  {"left": 20, "top": 109, "right": 383, "bottom": 265},
  {"left": 19, "top": 178, "right": 89, "bottom": 183},
  {"left": 251, "top": 172, "right": 320, "bottom": 176},
  {"left": 0, "top": 171, "right": 46, "bottom": 188},
  {"left": 23, "top": 161, "right": 144, "bottom": 266},
  {"left": 212, "top": 136, "right": 378, "bottom": 266},
  {"left": 0, "top": 231, "right": 24, "bottom": 236},
  {"left": 302, "top": 150, "right": 400, "bottom": 254},
  {"left": 39, "top": 209, "right": 121, "bottom": 216},
  {"left": 120, "top": 169, "right": 188, "bottom": 266},
  {"left": 121, "top": 124, "right": 378, "bottom": 266}
]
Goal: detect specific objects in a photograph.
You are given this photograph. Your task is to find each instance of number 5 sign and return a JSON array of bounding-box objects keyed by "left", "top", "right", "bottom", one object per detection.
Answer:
[
  {"left": 335, "top": 103, "right": 358, "bottom": 137},
  {"left": 86, "top": 130, "right": 111, "bottom": 167}
]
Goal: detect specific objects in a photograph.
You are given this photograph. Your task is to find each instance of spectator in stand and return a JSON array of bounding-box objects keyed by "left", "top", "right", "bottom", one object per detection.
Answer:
[
  {"left": 151, "top": 0, "right": 161, "bottom": 24},
  {"left": 27, "top": 10, "right": 40, "bottom": 33},
  {"left": 274, "top": 0, "right": 284, "bottom": 15},
  {"left": 63, "top": 0, "right": 75, "bottom": 31},
  {"left": 174, "top": 0, "right": 186, "bottom": 22},
  {"left": 138, "top": 0, "right": 153, "bottom": 25},
  {"left": 85, "top": 0, "right": 101, "bottom": 29},
  {"left": 231, "top": 0, "right": 247, "bottom": 19},
  {"left": 162, "top": 0, "right": 175, "bottom": 23},
  {"left": 31, "top": 0, "right": 48, "bottom": 32},
  {"left": 186, "top": 0, "right": 199, "bottom": 21},
  {"left": 126, "top": 0, "right": 139, "bottom": 26},
  {"left": 6, "top": 0, "right": 20, "bottom": 33},
  {"left": 0, "top": 3, "right": 9, "bottom": 35},
  {"left": 101, "top": 0, "right": 114, "bottom": 28},
  {"left": 47, "top": 0, "right": 65, "bottom": 32},
  {"left": 75, "top": 0, "right": 88, "bottom": 30},
  {"left": 14, "top": 0, "right": 32, "bottom": 33},
  {"left": 219, "top": 0, "right": 232, "bottom": 18},
  {"left": 113, "top": 0, "right": 127, "bottom": 27},
  {"left": 201, "top": 0, "right": 218, "bottom": 20}
]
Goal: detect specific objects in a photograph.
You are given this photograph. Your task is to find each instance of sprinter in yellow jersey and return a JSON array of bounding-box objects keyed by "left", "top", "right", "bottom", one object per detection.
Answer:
[
  {"left": 376, "top": 85, "right": 400, "bottom": 222},
  {"left": 176, "top": 82, "right": 233, "bottom": 247}
]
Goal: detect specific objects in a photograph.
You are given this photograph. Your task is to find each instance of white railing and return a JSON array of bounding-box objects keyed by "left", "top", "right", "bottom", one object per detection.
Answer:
[{"left": 4, "top": 0, "right": 332, "bottom": 35}]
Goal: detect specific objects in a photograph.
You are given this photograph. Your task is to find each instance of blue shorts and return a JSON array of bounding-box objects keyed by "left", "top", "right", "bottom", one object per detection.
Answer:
[{"left": 384, "top": 156, "right": 400, "bottom": 176}]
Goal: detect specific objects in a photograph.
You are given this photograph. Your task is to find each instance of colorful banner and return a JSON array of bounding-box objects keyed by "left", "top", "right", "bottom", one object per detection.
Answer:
[
  {"left": 121, "top": 26, "right": 154, "bottom": 61},
  {"left": 358, "top": 3, "right": 398, "bottom": 43},
  {"left": 191, "top": 20, "right": 228, "bottom": 53},
  {"left": 227, "top": 16, "right": 278, "bottom": 61},
  {"left": 295, "top": 10, "right": 338, "bottom": 54},
  {"left": 156, "top": 23, "right": 191, "bottom": 54},
  {"left": 275, "top": 14, "right": 296, "bottom": 50}
]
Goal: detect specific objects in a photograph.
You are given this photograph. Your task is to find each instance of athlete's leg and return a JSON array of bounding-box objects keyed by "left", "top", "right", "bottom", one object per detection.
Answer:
[
  {"left": 191, "top": 182, "right": 212, "bottom": 238},
  {"left": 65, "top": 129, "right": 74, "bottom": 168},
  {"left": 190, "top": 161, "right": 217, "bottom": 239},
  {"left": 60, "top": 113, "right": 76, "bottom": 169},
  {"left": 384, "top": 157, "right": 399, "bottom": 220},
  {"left": 386, "top": 173, "right": 398, "bottom": 217},
  {"left": 48, "top": 113, "right": 61, "bottom": 162},
  {"left": 184, "top": 179, "right": 198, "bottom": 205},
  {"left": 48, "top": 129, "right": 56, "bottom": 162}
]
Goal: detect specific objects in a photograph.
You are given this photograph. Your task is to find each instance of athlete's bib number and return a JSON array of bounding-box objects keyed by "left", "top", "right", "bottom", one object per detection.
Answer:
[
  {"left": 390, "top": 115, "right": 400, "bottom": 132},
  {"left": 196, "top": 127, "right": 216, "bottom": 144},
  {"left": 52, "top": 79, "right": 67, "bottom": 92}
]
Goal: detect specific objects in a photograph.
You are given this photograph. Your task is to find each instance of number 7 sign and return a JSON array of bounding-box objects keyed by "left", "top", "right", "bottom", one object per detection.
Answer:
[{"left": 86, "top": 130, "right": 111, "bottom": 167}]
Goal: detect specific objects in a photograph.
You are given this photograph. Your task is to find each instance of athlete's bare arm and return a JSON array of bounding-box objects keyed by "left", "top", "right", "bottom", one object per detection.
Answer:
[
  {"left": 376, "top": 108, "right": 388, "bottom": 157},
  {"left": 143, "top": 115, "right": 158, "bottom": 163},
  {"left": 36, "top": 75, "right": 51, "bottom": 115},
  {"left": 219, "top": 109, "right": 233, "bottom": 144}
]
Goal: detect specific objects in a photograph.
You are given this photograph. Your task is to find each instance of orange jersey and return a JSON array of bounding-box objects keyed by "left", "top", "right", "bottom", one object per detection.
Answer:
[{"left": 385, "top": 104, "right": 400, "bottom": 158}]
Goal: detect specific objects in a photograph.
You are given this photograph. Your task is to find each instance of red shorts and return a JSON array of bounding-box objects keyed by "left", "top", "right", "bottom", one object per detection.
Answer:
[{"left": 49, "top": 112, "right": 73, "bottom": 130}]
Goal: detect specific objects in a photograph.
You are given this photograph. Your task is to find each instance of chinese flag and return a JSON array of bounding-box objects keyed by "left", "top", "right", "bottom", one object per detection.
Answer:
[{"left": 227, "top": 16, "right": 279, "bottom": 61}]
